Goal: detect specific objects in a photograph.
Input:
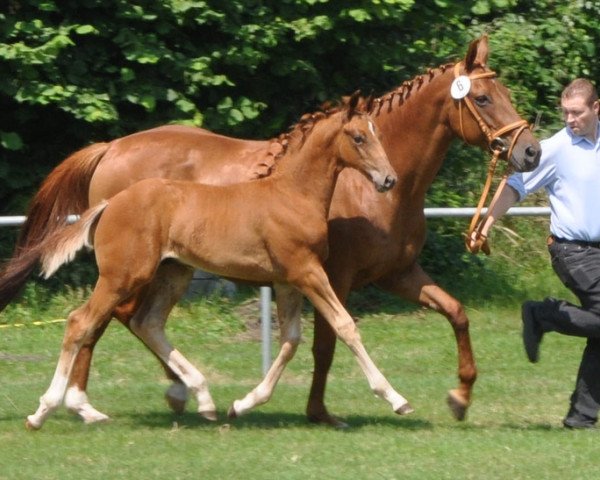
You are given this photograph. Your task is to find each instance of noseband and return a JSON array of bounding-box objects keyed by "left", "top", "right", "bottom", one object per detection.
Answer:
[{"left": 452, "top": 62, "right": 531, "bottom": 254}]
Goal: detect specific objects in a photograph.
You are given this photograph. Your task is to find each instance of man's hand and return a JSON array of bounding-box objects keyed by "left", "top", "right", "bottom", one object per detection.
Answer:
[{"left": 465, "top": 230, "right": 491, "bottom": 255}]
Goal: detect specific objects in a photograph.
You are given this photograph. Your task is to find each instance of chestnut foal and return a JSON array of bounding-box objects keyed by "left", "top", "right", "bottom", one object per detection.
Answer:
[{"left": 24, "top": 94, "right": 405, "bottom": 430}]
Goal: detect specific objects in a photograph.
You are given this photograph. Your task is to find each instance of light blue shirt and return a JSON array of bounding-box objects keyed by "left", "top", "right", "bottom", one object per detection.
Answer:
[{"left": 507, "top": 124, "right": 600, "bottom": 241}]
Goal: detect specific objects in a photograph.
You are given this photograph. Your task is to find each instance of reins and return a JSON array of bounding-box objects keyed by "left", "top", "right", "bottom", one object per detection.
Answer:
[{"left": 453, "top": 62, "right": 530, "bottom": 254}]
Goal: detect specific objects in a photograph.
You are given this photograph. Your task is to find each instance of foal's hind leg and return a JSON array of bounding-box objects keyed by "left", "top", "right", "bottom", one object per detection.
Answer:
[
  {"left": 26, "top": 279, "right": 122, "bottom": 430},
  {"left": 128, "top": 275, "right": 217, "bottom": 421},
  {"left": 228, "top": 283, "right": 304, "bottom": 418},
  {"left": 64, "top": 261, "right": 193, "bottom": 423},
  {"left": 376, "top": 263, "right": 476, "bottom": 420},
  {"left": 63, "top": 320, "right": 112, "bottom": 424}
]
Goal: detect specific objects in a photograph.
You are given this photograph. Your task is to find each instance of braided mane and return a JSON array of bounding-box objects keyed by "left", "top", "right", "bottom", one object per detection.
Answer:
[
  {"left": 255, "top": 63, "right": 455, "bottom": 179},
  {"left": 368, "top": 63, "right": 455, "bottom": 116},
  {"left": 273, "top": 96, "right": 363, "bottom": 161}
]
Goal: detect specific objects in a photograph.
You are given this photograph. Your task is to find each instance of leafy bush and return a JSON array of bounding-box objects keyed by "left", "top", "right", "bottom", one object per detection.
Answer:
[{"left": 1, "top": 0, "right": 599, "bottom": 295}]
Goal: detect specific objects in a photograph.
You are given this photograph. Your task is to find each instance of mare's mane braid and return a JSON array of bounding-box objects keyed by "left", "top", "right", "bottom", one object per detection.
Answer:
[{"left": 369, "top": 62, "right": 454, "bottom": 116}]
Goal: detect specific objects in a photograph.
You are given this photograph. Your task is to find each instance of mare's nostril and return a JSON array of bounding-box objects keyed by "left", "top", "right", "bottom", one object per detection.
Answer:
[{"left": 525, "top": 145, "right": 538, "bottom": 158}]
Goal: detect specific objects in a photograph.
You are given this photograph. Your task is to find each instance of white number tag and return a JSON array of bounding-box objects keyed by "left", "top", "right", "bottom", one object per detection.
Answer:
[{"left": 450, "top": 76, "right": 471, "bottom": 99}]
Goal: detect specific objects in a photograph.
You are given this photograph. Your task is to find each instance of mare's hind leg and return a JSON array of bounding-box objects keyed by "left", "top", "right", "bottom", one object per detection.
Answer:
[
  {"left": 64, "top": 261, "right": 193, "bottom": 423},
  {"left": 376, "top": 262, "right": 476, "bottom": 420},
  {"left": 26, "top": 278, "right": 123, "bottom": 430},
  {"left": 228, "top": 283, "right": 304, "bottom": 418}
]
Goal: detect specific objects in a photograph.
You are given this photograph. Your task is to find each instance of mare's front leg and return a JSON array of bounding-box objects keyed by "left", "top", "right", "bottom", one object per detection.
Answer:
[
  {"left": 64, "top": 261, "right": 193, "bottom": 423},
  {"left": 228, "top": 283, "right": 304, "bottom": 418},
  {"left": 376, "top": 262, "right": 476, "bottom": 420},
  {"left": 298, "top": 264, "right": 413, "bottom": 416}
]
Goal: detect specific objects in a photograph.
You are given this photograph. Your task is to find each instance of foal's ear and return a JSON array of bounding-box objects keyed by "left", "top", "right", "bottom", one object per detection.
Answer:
[
  {"left": 345, "top": 90, "right": 362, "bottom": 122},
  {"left": 365, "top": 94, "right": 375, "bottom": 113},
  {"left": 465, "top": 34, "right": 489, "bottom": 72}
]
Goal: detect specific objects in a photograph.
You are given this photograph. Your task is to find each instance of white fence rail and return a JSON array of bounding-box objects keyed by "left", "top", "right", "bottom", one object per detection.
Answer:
[{"left": 0, "top": 207, "right": 551, "bottom": 374}]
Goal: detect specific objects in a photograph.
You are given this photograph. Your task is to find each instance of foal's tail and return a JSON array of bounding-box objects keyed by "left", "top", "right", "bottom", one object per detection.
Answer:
[
  {"left": 39, "top": 201, "right": 108, "bottom": 279},
  {"left": 0, "top": 201, "right": 108, "bottom": 312},
  {"left": 0, "top": 143, "right": 108, "bottom": 311}
]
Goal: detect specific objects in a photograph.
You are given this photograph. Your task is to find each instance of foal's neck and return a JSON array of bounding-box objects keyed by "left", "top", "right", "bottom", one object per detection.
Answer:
[{"left": 275, "top": 116, "right": 343, "bottom": 205}]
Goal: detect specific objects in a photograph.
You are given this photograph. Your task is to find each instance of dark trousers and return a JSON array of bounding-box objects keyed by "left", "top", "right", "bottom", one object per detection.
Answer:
[{"left": 544, "top": 239, "right": 600, "bottom": 421}]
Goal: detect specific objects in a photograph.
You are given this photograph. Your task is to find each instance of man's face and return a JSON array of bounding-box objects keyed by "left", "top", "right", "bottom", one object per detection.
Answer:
[{"left": 561, "top": 95, "right": 599, "bottom": 140}]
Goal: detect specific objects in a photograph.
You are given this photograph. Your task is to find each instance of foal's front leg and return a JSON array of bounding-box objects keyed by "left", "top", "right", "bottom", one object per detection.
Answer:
[
  {"left": 299, "top": 265, "right": 413, "bottom": 416},
  {"left": 228, "top": 283, "right": 304, "bottom": 418}
]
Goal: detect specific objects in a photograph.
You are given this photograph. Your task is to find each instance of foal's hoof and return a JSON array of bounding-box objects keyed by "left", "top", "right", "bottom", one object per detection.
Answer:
[
  {"left": 165, "top": 394, "right": 187, "bottom": 415},
  {"left": 25, "top": 417, "right": 41, "bottom": 431},
  {"left": 395, "top": 403, "right": 415, "bottom": 416},
  {"left": 227, "top": 405, "right": 238, "bottom": 419},
  {"left": 447, "top": 389, "right": 469, "bottom": 421},
  {"left": 199, "top": 410, "right": 218, "bottom": 422}
]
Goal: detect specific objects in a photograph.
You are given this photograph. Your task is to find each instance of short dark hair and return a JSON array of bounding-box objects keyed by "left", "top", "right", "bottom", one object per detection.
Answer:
[{"left": 561, "top": 78, "right": 599, "bottom": 106}]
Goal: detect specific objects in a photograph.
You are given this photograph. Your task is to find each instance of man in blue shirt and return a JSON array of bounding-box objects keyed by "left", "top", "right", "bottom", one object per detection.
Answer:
[{"left": 469, "top": 78, "right": 600, "bottom": 429}]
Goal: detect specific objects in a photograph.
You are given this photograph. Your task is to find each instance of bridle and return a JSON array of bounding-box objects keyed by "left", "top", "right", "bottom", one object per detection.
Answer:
[{"left": 452, "top": 62, "right": 530, "bottom": 254}]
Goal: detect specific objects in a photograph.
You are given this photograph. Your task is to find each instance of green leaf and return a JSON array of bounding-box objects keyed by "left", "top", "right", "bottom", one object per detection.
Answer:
[
  {"left": 75, "top": 25, "right": 98, "bottom": 35},
  {"left": 346, "top": 9, "right": 372, "bottom": 22},
  {"left": 1, "top": 132, "right": 24, "bottom": 151},
  {"left": 228, "top": 109, "right": 244, "bottom": 125}
]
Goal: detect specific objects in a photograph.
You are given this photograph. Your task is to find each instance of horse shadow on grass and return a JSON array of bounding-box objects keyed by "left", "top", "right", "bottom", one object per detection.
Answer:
[
  {"left": 127, "top": 409, "right": 433, "bottom": 431},
  {"left": 0, "top": 410, "right": 571, "bottom": 433}
]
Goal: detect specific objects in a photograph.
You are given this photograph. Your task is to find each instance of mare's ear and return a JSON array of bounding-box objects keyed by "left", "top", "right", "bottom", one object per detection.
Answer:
[
  {"left": 465, "top": 34, "right": 489, "bottom": 72},
  {"left": 345, "top": 90, "right": 362, "bottom": 122}
]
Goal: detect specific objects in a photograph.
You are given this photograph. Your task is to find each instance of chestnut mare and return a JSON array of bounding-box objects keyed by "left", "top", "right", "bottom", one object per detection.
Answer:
[
  {"left": 1, "top": 36, "right": 540, "bottom": 427},
  {"left": 23, "top": 95, "right": 405, "bottom": 430}
]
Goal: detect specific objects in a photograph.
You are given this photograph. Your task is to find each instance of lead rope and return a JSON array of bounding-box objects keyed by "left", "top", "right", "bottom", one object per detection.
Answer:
[{"left": 452, "top": 62, "right": 530, "bottom": 254}]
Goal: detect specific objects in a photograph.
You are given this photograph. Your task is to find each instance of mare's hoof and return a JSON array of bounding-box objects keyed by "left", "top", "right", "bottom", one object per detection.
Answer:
[
  {"left": 395, "top": 403, "right": 415, "bottom": 415},
  {"left": 227, "top": 405, "right": 238, "bottom": 419},
  {"left": 447, "top": 389, "right": 469, "bottom": 421},
  {"left": 307, "top": 412, "right": 349, "bottom": 429},
  {"left": 200, "top": 410, "right": 218, "bottom": 422}
]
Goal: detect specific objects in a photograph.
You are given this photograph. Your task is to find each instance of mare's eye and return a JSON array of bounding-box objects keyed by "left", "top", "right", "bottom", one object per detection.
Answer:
[
  {"left": 475, "top": 95, "right": 490, "bottom": 106},
  {"left": 353, "top": 134, "right": 365, "bottom": 144}
]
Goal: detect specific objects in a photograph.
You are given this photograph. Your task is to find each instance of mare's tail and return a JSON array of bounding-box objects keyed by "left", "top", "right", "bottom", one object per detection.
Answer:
[{"left": 0, "top": 143, "right": 109, "bottom": 311}]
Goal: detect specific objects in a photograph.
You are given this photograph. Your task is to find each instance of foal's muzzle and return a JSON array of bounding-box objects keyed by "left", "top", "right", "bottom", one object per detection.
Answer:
[{"left": 377, "top": 175, "right": 396, "bottom": 192}]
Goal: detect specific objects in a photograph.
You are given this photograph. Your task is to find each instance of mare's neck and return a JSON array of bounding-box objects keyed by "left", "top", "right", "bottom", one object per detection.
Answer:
[{"left": 373, "top": 69, "right": 455, "bottom": 203}]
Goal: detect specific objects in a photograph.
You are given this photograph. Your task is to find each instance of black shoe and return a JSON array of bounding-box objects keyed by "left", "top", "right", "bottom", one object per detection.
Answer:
[
  {"left": 563, "top": 416, "right": 596, "bottom": 429},
  {"left": 522, "top": 301, "right": 543, "bottom": 363}
]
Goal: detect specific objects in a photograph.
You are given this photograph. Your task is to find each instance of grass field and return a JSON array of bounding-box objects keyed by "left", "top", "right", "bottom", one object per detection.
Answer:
[
  {"left": 1, "top": 219, "right": 599, "bottom": 479},
  {"left": 1, "top": 288, "right": 599, "bottom": 479}
]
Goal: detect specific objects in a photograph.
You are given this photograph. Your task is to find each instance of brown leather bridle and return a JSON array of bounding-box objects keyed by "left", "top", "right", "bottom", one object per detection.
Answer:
[{"left": 452, "top": 62, "right": 530, "bottom": 254}]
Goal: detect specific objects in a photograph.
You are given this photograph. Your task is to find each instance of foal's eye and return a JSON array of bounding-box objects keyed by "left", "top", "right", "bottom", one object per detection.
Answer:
[
  {"left": 353, "top": 134, "right": 365, "bottom": 144},
  {"left": 474, "top": 95, "right": 490, "bottom": 106}
]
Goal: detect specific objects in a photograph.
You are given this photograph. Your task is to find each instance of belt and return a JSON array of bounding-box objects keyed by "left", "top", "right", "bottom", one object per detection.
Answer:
[{"left": 547, "top": 235, "right": 600, "bottom": 249}]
